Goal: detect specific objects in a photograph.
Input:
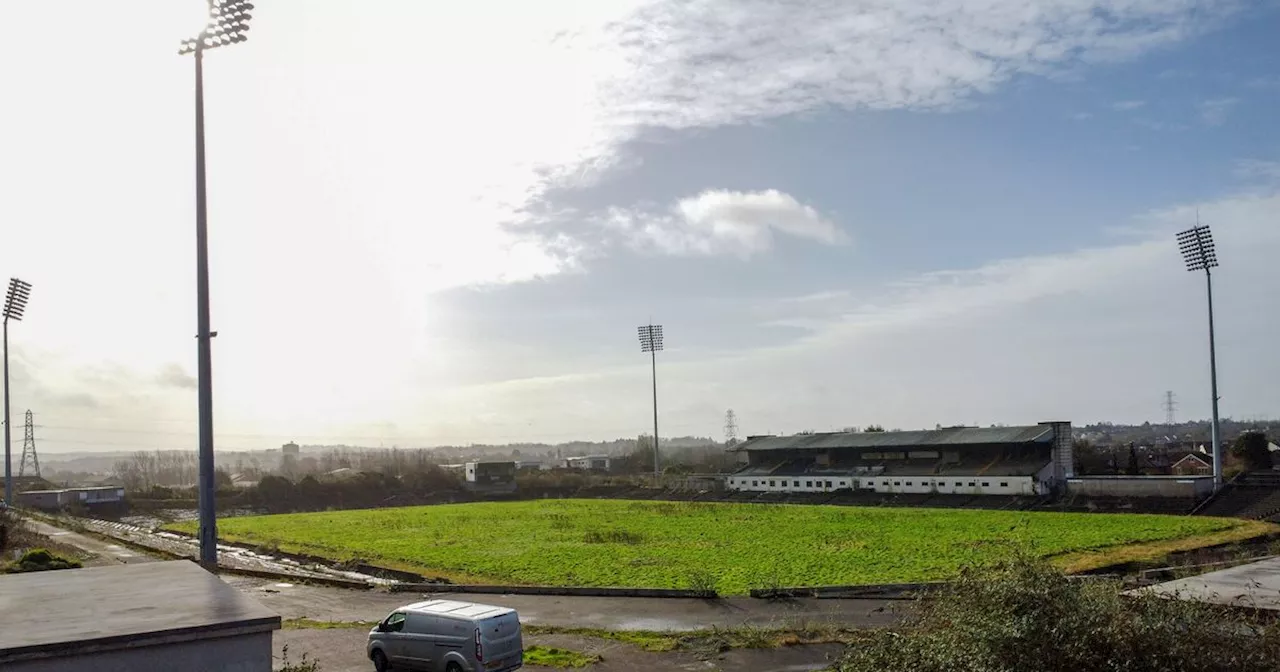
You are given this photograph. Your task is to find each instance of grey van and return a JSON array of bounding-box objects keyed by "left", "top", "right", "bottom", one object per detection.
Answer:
[{"left": 368, "top": 599, "right": 523, "bottom": 672}]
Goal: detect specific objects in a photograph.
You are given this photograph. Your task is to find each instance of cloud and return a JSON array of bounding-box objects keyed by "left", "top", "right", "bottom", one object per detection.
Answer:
[
  {"left": 155, "top": 363, "right": 197, "bottom": 390},
  {"left": 429, "top": 187, "right": 1280, "bottom": 440},
  {"left": 522, "top": 0, "right": 1238, "bottom": 265},
  {"left": 1112, "top": 100, "right": 1147, "bottom": 111},
  {"left": 1234, "top": 160, "right": 1280, "bottom": 185},
  {"left": 1199, "top": 97, "right": 1240, "bottom": 126},
  {"left": 605, "top": 189, "right": 847, "bottom": 258},
  {"left": 1070, "top": 112, "right": 1095, "bottom": 120}
]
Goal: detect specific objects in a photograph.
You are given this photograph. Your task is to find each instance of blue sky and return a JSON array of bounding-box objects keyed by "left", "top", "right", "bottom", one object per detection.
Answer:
[{"left": 0, "top": 0, "right": 1277, "bottom": 452}]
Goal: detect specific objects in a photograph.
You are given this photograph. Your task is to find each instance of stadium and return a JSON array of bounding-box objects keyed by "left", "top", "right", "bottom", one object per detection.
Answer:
[{"left": 727, "top": 422, "right": 1075, "bottom": 497}]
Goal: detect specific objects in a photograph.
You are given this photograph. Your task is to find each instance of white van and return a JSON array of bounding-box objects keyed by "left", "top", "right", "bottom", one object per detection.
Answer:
[{"left": 368, "top": 599, "right": 523, "bottom": 672}]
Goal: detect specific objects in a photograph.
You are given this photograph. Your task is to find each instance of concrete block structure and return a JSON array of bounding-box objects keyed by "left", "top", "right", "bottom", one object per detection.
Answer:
[{"left": 0, "top": 561, "right": 280, "bottom": 672}]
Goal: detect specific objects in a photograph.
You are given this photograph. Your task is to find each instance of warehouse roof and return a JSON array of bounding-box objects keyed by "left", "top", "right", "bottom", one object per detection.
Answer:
[{"left": 734, "top": 424, "right": 1056, "bottom": 452}]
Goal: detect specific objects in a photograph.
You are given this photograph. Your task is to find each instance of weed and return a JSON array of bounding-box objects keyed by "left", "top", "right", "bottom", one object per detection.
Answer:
[
  {"left": 582, "top": 529, "right": 644, "bottom": 545},
  {"left": 685, "top": 568, "right": 719, "bottom": 597},
  {"left": 523, "top": 645, "right": 600, "bottom": 668},
  {"left": 277, "top": 645, "right": 321, "bottom": 672}
]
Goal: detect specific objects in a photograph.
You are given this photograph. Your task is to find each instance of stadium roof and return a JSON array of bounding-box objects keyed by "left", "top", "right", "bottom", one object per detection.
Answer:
[{"left": 734, "top": 425, "right": 1056, "bottom": 452}]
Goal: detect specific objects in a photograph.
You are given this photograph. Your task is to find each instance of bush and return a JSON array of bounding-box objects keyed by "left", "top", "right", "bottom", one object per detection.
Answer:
[
  {"left": 835, "top": 555, "right": 1280, "bottom": 672},
  {"left": 5, "top": 548, "right": 83, "bottom": 573}
]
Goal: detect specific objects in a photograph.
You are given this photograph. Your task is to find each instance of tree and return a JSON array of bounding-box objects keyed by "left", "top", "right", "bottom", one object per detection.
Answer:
[
  {"left": 1125, "top": 443, "right": 1141, "bottom": 475},
  {"left": 864, "top": 425, "right": 886, "bottom": 433},
  {"left": 1232, "top": 431, "right": 1273, "bottom": 472}
]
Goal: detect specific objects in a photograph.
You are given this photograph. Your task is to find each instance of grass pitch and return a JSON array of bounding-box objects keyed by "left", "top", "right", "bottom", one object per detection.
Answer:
[{"left": 172, "top": 499, "right": 1268, "bottom": 594}]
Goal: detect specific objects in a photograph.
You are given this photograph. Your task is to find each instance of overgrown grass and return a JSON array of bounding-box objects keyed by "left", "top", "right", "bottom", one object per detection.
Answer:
[
  {"left": 835, "top": 554, "right": 1280, "bottom": 672},
  {"left": 166, "top": 499, "right": 1265, "bottom": 594},
  {"left": 523, "top": 645, "right": 600, "bottom": 668}
]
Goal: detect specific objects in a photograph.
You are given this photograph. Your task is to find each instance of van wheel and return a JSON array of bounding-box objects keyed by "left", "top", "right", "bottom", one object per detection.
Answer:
[
  {"left": 446, "top": 664, "right": 463, "bottom": 672},
  {"left": 371, "top": 649, "right": 390, "bottom": 672}
]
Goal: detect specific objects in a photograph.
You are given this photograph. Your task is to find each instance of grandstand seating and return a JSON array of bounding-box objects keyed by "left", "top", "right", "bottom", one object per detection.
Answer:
[{"left": 1193, "top": 471, "right": 1280, "bottom": 520}]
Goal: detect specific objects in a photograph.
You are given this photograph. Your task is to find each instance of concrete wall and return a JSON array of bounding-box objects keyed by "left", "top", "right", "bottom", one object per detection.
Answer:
[
  {"left": 1065, "top": 476, "right": 1213, "bottom": 498},
  {"left": 7, "top": 632, "right": 272, "bottom": 672}
]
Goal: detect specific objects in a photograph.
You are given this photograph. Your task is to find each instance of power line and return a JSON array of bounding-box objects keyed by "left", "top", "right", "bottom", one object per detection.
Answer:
[
  {"left": 1162, "top": 391, "right": 1177, "bottom": 425},
  {"left": 724, "top": 409, "right": 738, "bottom": 445}
]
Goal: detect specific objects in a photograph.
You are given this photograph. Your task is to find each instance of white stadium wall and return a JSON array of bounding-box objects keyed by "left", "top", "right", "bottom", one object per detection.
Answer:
[{"left": 725, "top": 475, "right": 1040, "bottom": 496}]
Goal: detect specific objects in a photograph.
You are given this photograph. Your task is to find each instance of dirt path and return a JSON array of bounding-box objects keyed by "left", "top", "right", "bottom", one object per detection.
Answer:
[{"left": 22, "top": 518, "right": 159, "bottom": 566}]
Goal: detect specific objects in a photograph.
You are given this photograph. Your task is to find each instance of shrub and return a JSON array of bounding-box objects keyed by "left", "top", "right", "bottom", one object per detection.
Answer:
[
  {"left": 5, "top": 548, "right": 83, "bottom": 573},
  {"left": 835, "top": 554, "right": 1280, "bottom": 672}
]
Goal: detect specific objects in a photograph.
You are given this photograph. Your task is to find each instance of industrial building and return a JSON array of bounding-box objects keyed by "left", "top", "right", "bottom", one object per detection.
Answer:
[
  {"left": 728, "top": 422, "right": 1074, "bottom": 497},
  {"left": 16, "top": 486, "right": 125, "bottom": 511},
  {"left": 562, "top": 455, "right": 612, "bottom": 471},
  {"left": 463, "top": 461, "right": 517, "bottom": 493}
]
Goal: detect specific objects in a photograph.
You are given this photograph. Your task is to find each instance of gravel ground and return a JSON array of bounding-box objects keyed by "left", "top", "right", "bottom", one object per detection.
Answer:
[{"left": 275, "top": 627, "right": 846, "bottom": 672}]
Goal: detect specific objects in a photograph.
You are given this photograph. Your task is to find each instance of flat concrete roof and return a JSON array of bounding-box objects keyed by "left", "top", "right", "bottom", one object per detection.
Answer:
[
  {"left": 1142, "top": 556, "right": 1280, "bottom": 611},
  {"left": 0, "top": 560, "right": 280, "bottom": 663}
]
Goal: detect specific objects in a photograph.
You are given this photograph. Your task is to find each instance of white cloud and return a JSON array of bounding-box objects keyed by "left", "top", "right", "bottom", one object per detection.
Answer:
[
  {"left": 1234, "top": 160, "right": 1280, "bottom": 184},
  {"left": 606, "top": 189, "right": 847, "bottom": 258},
  {"left": 1199, "top": 97, "right": 1241, "bottom": 126},
  {"left": 1071, "top": 112, "right": 1095, "bottom": 120},
  {"left": 1112, "top": 100, "right": 1147, "bottom": 110}
]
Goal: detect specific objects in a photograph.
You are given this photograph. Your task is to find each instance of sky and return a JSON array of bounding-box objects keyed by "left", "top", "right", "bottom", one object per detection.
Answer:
[{"left": 0, "top": 0, "right": 1278, "bottom": 454}]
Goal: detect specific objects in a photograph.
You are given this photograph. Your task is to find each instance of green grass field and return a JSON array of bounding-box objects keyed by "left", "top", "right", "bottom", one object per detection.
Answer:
[{"left": 173, "top": 500, "right": 1268, "bottom": 594}]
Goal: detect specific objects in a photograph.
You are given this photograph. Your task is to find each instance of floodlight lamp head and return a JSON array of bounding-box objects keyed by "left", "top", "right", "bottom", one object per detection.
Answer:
[
  {"left": 179, "top": 0, "right": 254, "bottom": 55},
  {"left": 638, "top": 324, "right": 664, "bottom": 353},
  {"left": 1176, "top": 225, "right": 1219, "bottom": 272},
  {"left": 3, "top": 278, "right": 32, "bottom": 322}
]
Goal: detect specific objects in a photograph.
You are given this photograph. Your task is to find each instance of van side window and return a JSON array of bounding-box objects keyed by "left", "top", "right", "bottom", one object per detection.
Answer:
[{"left": 384, "top": 612, "right": 406, "bottom": 633}]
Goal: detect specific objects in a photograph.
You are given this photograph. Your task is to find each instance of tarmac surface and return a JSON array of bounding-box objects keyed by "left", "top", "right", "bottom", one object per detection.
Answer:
[
  {"left": 276, "top": 627, "right": 847, "bottom": 672},
  {"left": 1143, "top": 555, "right": 1280, "bottom": 610},
  {"left": 225, "top": 574, "right": 904, "bottom": 631}
]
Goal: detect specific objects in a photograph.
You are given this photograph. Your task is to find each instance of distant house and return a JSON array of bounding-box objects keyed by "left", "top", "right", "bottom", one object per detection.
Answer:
[
  {"left": 1171, "top": 453, "right": 1212, "bottom": 476},
  {"left": 562, "top": 455, "right": 612, "bottom": 471}
]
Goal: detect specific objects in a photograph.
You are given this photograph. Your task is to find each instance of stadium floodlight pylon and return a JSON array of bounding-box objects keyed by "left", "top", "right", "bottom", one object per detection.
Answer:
[
  {"left": 3, "top": 278, "right": 32, "bottom": 504},
  {"left": 1176, "top": 222, "right": 1223, "bottom": 492},
  {"left": 638, "top": 324, "right": 664, "bottom": 481},
  {"left": 180, "top": 0, "right": 255, "bottom": 571}
]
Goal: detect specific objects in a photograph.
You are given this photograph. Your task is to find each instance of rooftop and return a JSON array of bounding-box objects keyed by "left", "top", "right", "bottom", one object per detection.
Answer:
[
  {"left": 0, "top": 561, "right": 279, "bottom": 663},
  {"left": 735, "top": 424, "right": 1059, "bottom": 452},
  {"left": 405, "top": 599, "right": 512, "bottom": 619}
]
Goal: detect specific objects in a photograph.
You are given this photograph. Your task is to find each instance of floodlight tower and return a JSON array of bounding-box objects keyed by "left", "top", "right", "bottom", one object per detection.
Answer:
[
  {"left": 638, "top": 324, "right": 664, "bottom": 481},
  {"left": 179, "top": 0, "right": 255, "bottom": 570},
  {"left": 1177, "top": 223, "right": 1223, "bottom": 491},
  {"left": 3, "top": 278, "right": 31, "bottom": 504}
]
